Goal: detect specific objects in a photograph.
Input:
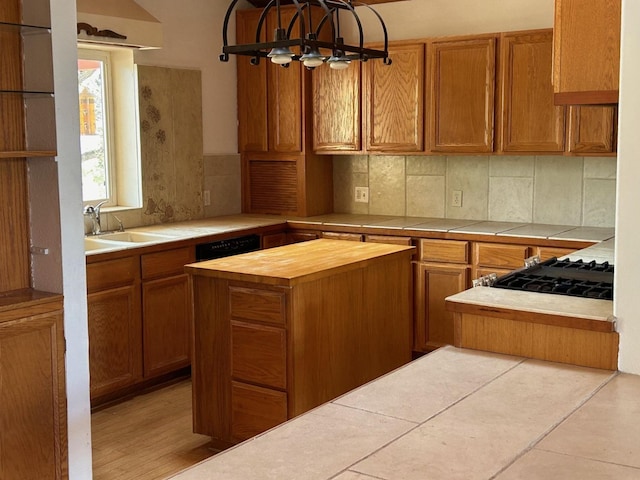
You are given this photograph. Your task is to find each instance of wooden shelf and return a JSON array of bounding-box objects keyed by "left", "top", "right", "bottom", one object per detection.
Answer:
[
  {"left": 0, "top": 150, "right": 57, "bottom": 158},
  {"left": 0, "top": 288, "right": 63, "bottom": 322}
]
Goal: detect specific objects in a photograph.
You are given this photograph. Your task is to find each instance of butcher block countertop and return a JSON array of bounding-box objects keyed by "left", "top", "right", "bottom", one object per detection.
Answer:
[{"left": 185, "top": 239, "right": 415, "bottom": 286}]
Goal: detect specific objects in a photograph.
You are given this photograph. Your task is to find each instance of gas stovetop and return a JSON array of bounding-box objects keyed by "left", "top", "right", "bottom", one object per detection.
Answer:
[{"left": 491, "top": 257, "right": 614, "bottom": 300}]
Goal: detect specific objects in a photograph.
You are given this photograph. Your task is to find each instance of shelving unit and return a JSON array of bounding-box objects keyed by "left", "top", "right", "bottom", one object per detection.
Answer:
[{"left": 0, "top": 0, "right": 67, "bottom": 477}]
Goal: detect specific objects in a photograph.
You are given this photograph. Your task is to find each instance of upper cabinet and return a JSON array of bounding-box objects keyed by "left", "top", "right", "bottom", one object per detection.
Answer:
[
  {"left": 312, "top": 62, "right": 361, "bottom": 153},
  {"left": 235, "top": 6, "right": 333, "bottom": 216},
  {"left": 428, "top": 36, "right": 496, "bottom": 153},
  {"left": 567, "top": 105, "right": 617, "bottom": 154},
  {"left": 498, "top": 30, "right": 565, "bottom": 153},
  {"left": 363, "top": 42, "right": 425, "bottom": 153},
  {"left": 236, "top": 8, "right": 268, "bottom": 153},
  {"left": 553, "top": 0, "right": 621, "bottom": 104}
]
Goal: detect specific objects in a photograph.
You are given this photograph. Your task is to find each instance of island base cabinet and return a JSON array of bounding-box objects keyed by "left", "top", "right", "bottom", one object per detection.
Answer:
[
  {"left": 189, "top": 240, "right": 414, "bottom": 445},
  {"left": 231, "top": 381, "right": 287, "bottom": 442},
  {"left": 0, "top": 305, "right": 67, "bottom": 479}
]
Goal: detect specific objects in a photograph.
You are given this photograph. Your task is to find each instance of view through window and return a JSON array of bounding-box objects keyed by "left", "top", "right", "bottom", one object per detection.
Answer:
[{"left": 78, "top": 50, "right": 113, "bottom": 203}]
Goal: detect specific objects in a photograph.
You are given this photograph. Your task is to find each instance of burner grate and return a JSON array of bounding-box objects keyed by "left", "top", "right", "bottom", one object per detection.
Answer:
[{"left": 491, "top": 257, "right": 613, "bottom": 300}]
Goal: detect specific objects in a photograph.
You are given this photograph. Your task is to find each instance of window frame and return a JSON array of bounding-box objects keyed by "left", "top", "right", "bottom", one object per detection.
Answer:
[
  {"left": 78, "top": 47, "right": 118, "bottom": 207},
  {"left": 77, "top": 43, "right": 143, "bottom": 212}
]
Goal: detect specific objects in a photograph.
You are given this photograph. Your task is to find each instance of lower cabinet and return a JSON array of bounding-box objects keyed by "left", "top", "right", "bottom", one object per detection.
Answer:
[
  {"left": 86, "top": 256, "right": 142, "bottom": 399},
  {"left": 414, "top": 239, "right": 470, "bottom": 352},
  {"left": 0, "top": 294, "right": 67, "bottom": 479},
  {"left": 87, "top": 247, "right": 194, "bottom": 404},
  {"left": 141, "top": 247, "right": 194, "bottom": 379}
]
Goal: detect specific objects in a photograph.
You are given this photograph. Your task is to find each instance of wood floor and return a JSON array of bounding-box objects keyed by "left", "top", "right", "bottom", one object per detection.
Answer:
[{"left": 91, "top": 380, "right": 217, "bottom": 480}]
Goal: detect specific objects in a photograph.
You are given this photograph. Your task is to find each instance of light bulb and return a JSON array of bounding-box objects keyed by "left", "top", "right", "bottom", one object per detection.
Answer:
[
  {"left": 327, "top": 55, "right": 351, "bottom": 70},
  {"left": 268, "top": 47, "right": 294, "bottom": 65},
  {"left": 300, "top": 48, "right": 325, "bottom": 68}
]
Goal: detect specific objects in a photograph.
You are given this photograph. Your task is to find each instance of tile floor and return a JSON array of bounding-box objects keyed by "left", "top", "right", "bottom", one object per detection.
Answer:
[{"left": 171, "top": 347, "right": 637, "bottom": 480}]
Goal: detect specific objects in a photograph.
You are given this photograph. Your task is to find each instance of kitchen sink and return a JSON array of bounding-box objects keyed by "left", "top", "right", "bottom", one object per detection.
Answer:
[
  {"left": 84, "top": 237, "right": 127, "bottom": 252},
  {"left": 94, "top": 231, "right": 173, "bottom": 243}
]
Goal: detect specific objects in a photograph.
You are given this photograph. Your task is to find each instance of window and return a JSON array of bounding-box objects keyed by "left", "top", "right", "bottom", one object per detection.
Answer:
[
  {"left": 77, "top": 45, "right": 142, "bottom": 210},
  {"left": 78, "top": 49, "right": 114, "bottom": 204}
]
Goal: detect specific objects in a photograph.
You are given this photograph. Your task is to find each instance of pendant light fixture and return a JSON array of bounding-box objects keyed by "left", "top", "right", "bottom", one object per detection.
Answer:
[{"left": 220, "top": 0, "right": 392, "bottom": 70}]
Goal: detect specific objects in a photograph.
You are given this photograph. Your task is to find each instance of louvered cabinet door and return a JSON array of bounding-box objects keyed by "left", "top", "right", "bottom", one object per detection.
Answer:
[{"left": 244, "top": 155, "right": 299, "bottom": 215}]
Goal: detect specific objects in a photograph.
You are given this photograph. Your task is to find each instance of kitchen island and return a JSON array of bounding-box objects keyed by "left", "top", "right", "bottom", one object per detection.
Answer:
[
  {"left": 171, "top": 347, "right": 640, "bottom": 480},
  {"left": 185, "top": 239, "right": 414, "bottom": 446}
]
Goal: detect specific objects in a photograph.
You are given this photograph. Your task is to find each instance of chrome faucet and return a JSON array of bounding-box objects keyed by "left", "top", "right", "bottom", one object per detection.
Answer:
[{"left": 83, "top": 200, "right": 108, "bottom": 235}]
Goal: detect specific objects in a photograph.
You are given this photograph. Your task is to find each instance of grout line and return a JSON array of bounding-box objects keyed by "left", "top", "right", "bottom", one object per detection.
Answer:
[{"left": 488, "top": 369, "right": 619, "bottom": 479}]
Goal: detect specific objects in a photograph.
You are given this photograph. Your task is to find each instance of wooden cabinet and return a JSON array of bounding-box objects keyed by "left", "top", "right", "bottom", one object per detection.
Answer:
[
  {"left": 428, "top": 36, "right": 497, "bottom": 153},
  {"left": 86, "top": 256, "right": 142, "bottom": 399},
  {"left": 242, "top": 153, "right": 333, "bottom": 216},
  {"left": 534, "top": 246, "right": 577, "bottom": 262},
  {"left": 498, "top": 30, "right": 565, "bottom": 153},
  {"left": 189, "top": 240, "right": 413, "bottom": 445},
  {"left": 321, "top": 231, "right": 363, "bottom": 241},
  {"left": 567, "top": 105, "right": 617, "bottom": 155},
  {"left": 0, "top": 294, "right": 67, "bottom": 479},
  {"left": 1, "top": 0, "right": 65, "bottom": 474},
  {"left": 262, "top": 232, "right": 288, "bottom": 249},
  {"left": 312, "top": 62, "right": 361, "bottom": 152},
  {"left": 87, "top": 247, "right": 196, "bottom": 401},
  {"left": 141, "top": 247, "right": 194, "bottom": 379},
  {"left": 414, "top": 239, "right": 470, "bottom": 351},
  {"left": 472, "top": 242, "right": 529, "bottom": 280},
  {"left": 553, "top": 0, "right": 621, "bottom": 104},
  {"left": 364, "top": 42, "right": 425, "bottom": 152},
  {"left": 236, "top": 7, "right": 333, "bottom": 216},
  {"left": 365, "top": 234, "right": 413, "bottom": 246},
  {"left": 236, "top": 8, "right": 268, "bottom": 153}
]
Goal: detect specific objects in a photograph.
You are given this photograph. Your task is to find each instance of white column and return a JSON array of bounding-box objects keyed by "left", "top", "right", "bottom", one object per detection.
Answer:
[
  {"left": 50, "top": 0, "right": 94, "bottom": 477},
  {"left": 615, "top": 0, "right": 640, "bottom": 373}
]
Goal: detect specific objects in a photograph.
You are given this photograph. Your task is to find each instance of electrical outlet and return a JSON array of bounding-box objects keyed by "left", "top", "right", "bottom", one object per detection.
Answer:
[
  {"left": 203, "top": 190, "right": 211, "bottom": 206},
  {"left": 452, "top": 190, "right": 463, "bottom": 208},
  {"left": 355, "top": 186, "right": 369, "bottom": 203}
]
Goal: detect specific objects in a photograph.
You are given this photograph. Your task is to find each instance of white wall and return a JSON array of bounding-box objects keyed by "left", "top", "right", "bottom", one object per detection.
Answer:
[
  {"left": 133, "top": 0, "right": 247, "bottom": 155},
  {"left": 615, "top": 0, "right": 640, "bottom": 373},
  {"left": 51, "top": 0, "right": 94, "bottom": 478},
  {"left": 346, "top": 0, "right": 554, "bottom": 41}
]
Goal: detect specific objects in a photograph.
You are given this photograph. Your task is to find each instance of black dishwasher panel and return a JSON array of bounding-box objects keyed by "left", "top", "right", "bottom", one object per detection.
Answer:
[{"left": 195, "top": 234, "right": 261, "bottom": 261}]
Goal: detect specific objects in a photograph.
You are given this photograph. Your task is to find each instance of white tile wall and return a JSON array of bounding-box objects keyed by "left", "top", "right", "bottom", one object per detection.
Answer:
[{"left": 333, "top": 155, "right": 616, "bottom": 227}]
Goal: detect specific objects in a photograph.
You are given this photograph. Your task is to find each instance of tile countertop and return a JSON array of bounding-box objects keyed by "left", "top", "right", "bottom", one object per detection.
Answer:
[
  {"left": 171, "top": 347, "right": 640, "bottom": 480},
  {"left": 86, "top": 213, "right": 615, "bottom": 256}
]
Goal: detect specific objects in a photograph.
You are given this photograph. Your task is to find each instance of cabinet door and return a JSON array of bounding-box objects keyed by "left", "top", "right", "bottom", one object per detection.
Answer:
[
  {"left": 244, "top": 155, "right": 299, "bottom": 214},
  {"left": 231, "top": 381, "right": 287, "bottom": 442},
  {"left": 553, "top": 0, "right": 621, "bottom": 104},
  {"left": 236, "top": 8, "right": 268, "bottom": 153},
  {"left": 312, "top": 63, "right": 361, "bottom": 152},
  {"left": 262, "top": 232, "right": 287, "bottom": 249},
  {"left": 0, "top": 310, "right": 67, "bottom": 479},
  {"left": 88, "top": 284, "right": 142, "bottom": 399},
  {"left": 414, "top": 262, "right": 469, "bottom": 351},
  {"left": 567, "top": 105, "right": 617, "bottom": 154},
  {"left": 142, "top": 274, "right": 191, "bottom": 378},
  {"left": 364, "top": 43, "right": 425, "bottom": 152},
  {"left": 429, "top": 36, "right": 496, "bottom": 153},
  {"left": 267, "top": 8, "right": 303, "bottom": 153},
  {"left": 499, "top": 30, "right": 565, "bottom": 153}
]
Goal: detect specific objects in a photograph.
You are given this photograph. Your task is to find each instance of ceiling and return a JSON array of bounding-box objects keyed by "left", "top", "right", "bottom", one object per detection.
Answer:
[{"left": 245, "top": 0, "right": 404, "bottom": 7}]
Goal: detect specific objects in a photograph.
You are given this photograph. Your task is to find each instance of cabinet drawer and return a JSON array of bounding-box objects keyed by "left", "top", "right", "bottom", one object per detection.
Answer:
[
  {"left": 418, "top": 239, "right": 469, "bottom": 264},
  {"left": 141, "top": 246, "right": 195, "bottom": 279},
  {"left": 535, "top": 246, "right": 577, "bottom": 262},
  {"left": 321, "top": 232, "right": 363, "bottom": 242},
  {"left": 229, "top": 286, "right": 286, "bottom": 325},
  {"left": 231, "top": 321, "right": 286, "bottom": 389},
  {"left": 231, "top": 381, "right": 287, "bottom": 441},
  {"left": 86, "top": 256, "right": 139, "bottom": 292},
  {"left": 365, "top": 234, "right": 413, "bottom": 246},
  {"left": 474, "top": 243, "right": 529, "bottom": 269}
]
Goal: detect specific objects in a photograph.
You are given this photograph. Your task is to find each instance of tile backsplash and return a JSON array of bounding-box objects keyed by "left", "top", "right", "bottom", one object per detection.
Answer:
[{"left": 334, "top": 155, "right": 617, "bottom": 227}]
